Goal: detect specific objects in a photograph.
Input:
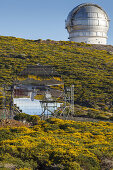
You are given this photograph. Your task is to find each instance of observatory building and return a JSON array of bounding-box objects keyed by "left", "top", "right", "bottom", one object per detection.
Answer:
[{"left": 65, "top": 3, "right": 110, "bottom": 44}]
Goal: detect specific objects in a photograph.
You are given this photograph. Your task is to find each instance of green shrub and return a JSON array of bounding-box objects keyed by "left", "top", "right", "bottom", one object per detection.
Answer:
[
  {"left": 14, "top": 113, "right": 40, "bottom": 125},
  {"left": 65, "top": 161, "right": 82, "bottom": 170},
  {"left": 0, "top": 118, "right": 112, "bottom": 169},
  {"left": 14, "top": 113, "right": 27, "bottom": 121}
]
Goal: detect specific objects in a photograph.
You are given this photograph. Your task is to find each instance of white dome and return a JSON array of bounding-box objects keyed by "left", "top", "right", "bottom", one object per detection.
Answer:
[{"left": 65, "top": 3, "right": 110, "bottom": 44}]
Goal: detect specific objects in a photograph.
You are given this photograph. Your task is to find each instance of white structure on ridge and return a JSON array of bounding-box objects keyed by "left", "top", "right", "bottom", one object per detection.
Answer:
[{"left": 65, "top": 3, "right": 110, "bottom": 44}]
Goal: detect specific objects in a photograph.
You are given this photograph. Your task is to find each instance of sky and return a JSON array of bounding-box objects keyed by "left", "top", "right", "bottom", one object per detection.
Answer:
[{"left": 0, "top": 0, "right": 113, "bottom": 45}]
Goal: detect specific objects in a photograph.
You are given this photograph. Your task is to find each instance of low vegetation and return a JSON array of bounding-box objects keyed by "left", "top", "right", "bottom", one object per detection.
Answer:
[
  {"left": 0, "top": 36, "right": 113, "bottom": 169},
  {"left": 0, "top": 36, "right": 113, "bottom": 118},
  {"left": 0, "top": 116, "right": 113, "bottom": 170}
]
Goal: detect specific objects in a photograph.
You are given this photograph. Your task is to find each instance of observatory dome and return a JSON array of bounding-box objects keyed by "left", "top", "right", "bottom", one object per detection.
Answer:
[{"left": 65, "top": 3, "right": 110, "bottom": 44}]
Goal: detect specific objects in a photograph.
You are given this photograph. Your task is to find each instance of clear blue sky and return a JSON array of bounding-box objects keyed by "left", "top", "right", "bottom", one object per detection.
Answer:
[{"left": 0, "top": 0, "right": 113, "bottom": 45}]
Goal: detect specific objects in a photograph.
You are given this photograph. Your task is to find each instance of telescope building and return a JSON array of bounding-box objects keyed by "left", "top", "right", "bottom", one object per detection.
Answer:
[{"left": 65, "top": 3, "right": 110, "bottom": 44}]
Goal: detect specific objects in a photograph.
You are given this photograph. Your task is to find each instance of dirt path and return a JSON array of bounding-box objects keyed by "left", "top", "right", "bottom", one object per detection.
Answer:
[{"left": 55, "top": 116, "right": 113, "bottom": 123}]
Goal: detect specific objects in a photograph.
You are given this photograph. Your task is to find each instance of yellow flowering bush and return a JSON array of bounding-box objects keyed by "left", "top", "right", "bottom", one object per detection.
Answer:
[
  {"left": 0, "top": 118, "right": 113, "bottom": 169},
  {"left": 0, "top": 35, "right": 113, "bottom": 116},
  {"left": 0, "top": 36, "right": 113, "bottom": 168}
]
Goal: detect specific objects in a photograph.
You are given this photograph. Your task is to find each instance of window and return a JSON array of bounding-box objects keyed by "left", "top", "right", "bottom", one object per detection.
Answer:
[
  {"left": 99, "top": 20, "right": 107, "bottom": 26},
  {"left": 90, "top": 32, "right": 96, "bottom": 36},
  {"left": 97, "top": 32, "right": 102, "bottom": 36},
  {"left": 87, "top": 19, "right": 98, "bottom": 26},
  {"left": 87, "top": 13, "right": 98, "bottom": 18}
]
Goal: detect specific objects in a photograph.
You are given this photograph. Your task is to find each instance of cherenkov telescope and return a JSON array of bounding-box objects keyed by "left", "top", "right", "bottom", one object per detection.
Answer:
[{"left": 65, "top": 3, "right": 110, "bottom": 44}]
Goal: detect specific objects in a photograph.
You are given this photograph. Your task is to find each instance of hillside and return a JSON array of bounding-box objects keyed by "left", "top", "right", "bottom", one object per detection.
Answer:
[
  {"left": 0, "top": 36, "right": 113, "bottom": 119},
  {"left": 0, "top": 117, "right": 113, "bottom": 170}
]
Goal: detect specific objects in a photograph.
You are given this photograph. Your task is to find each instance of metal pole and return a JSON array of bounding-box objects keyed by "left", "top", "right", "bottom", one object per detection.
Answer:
[
  {"left": 2, "top": 85, "right": 6, "bottom": 119},
  {"left": 71, "top": 85, "right": 74, "bottom": 115},
  {"left": 9, "top": 84, "right": 14, "bottom": 119}
]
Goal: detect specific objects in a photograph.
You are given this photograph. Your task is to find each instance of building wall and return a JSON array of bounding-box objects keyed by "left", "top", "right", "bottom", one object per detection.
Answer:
[{"left": 69, "top": 36, "right": 107, "bottom": 44}]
